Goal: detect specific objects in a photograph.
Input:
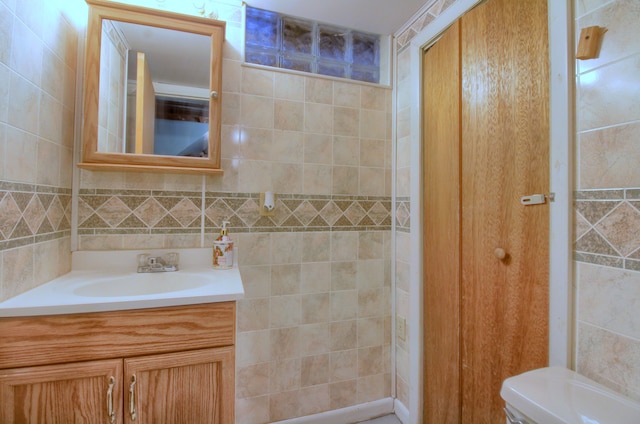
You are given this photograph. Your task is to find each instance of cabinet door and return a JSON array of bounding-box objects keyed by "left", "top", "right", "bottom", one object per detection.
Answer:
[
  {"left": 124, "top": 347, "right": 234, "bottom": 424},
  {"left": 0, "top": 359, "right": 123, "bottom": 424}
]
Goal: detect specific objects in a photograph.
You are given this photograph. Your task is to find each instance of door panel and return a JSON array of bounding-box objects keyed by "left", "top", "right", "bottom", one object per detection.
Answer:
[
  {"left": 124, "top": 347, "right": 234, "bottom": 424},
  {"left": 422, "top": 20, "right": 462, "bottom": 424},
  {"left": 422, "top": 0, "right": 549, "bottom": 421},
  {"left": 0, "top": 359, "right": 123, "bottom": 424},
  {"left": 460, "top": 0, "right": 549, "bottom": 421}
]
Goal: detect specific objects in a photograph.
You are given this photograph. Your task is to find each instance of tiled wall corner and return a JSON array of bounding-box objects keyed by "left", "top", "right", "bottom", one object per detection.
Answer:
[
  {"left": 574, "top": 0, "right": 640, "bottom": 401},
  {"left": 0, "top": 0, "right": 80, "bottom": 300}
]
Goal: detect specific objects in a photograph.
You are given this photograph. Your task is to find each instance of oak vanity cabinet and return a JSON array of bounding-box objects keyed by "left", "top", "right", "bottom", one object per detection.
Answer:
[{"left": 0, "top": 302, "right": 235, "bottom": 424}]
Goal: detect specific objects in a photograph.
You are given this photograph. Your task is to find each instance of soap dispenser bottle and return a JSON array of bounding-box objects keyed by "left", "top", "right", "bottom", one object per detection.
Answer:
[{"left": 213, "top": 221, "right": 234, "bottom": 269}]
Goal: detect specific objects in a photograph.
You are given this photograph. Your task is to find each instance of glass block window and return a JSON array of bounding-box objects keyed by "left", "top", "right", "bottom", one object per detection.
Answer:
[{"left": 245, "top": 6, "right": 381, "bottom": 84}]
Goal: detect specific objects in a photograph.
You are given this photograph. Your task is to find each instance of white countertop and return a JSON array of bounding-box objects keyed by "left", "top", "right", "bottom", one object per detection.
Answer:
[{"left": 0, "top": 248, "right": 244, "bottom": 317}]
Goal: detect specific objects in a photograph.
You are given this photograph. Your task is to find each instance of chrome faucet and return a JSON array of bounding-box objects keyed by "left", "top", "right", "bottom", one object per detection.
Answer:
[{"left": 137, "top": 252, "right": 179, "bottom": 273}]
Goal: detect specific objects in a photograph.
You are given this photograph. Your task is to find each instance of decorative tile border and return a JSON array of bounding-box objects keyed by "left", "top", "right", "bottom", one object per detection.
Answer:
[
  {"left": 78, "top": 189, "right": 392, "bottom": 235},
  {"left": 395, "top": 0, "right": 456, "bottom": 52},
  {"left": 395, "top": 197, "right": 410, "bottom": 232},
  {"left": 574, "top": 188, "right": 640, "bottom": 271},
  {"left": 0, "top": 181, "right": 72, "bottom": 251}
]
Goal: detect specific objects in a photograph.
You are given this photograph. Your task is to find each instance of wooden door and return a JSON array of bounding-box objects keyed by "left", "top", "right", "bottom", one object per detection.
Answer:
[
  {"left": 422, "top": 0, "right": 549, "bottom": 421},
  {"left": 422, "top": 20, "right": 462, "bottom": 424},
  {"left": 0, "top": 359, "right": 123, "bottom": 424},
  {"left": 124, "top": 347, "right": 234, "bottom": 424},
  {"left": 460, "top": 0, "right": 549, "bottom": 421}
]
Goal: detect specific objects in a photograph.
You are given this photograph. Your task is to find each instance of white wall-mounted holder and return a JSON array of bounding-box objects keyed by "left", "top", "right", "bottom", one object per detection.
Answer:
[{"left": 259, "top": 191, "right": 276, "bottom": 216}]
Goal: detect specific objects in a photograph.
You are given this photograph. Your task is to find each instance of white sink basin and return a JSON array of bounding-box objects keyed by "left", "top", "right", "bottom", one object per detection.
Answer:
[
  {"left": 72, "top": 273, "right": 208, "bottom": 297},
  {"left": 0, "top": 248, "right": 244, "bottom": 317}
]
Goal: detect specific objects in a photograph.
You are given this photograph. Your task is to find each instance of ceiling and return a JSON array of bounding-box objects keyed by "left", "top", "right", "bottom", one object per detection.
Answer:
[{"left": 244, "top": 0, "right": 429, "bottom": 35}]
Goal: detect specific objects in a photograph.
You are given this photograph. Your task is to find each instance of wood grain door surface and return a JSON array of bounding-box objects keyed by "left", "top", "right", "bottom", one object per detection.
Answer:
[{"left": 423, "top": 0, "right": 549, "bottom": 421}]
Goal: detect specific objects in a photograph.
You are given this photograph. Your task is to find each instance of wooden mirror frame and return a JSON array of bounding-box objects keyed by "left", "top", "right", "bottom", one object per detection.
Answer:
[{"left": 79, "top": 0, "right": 225, "bottom": 175}]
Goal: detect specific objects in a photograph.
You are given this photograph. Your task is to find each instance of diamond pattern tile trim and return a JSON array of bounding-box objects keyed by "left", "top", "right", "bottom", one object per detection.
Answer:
[
  {"left": 79, "top": 190, "right": 392, "bottom": 234},
  {"left": 574, "top": 189, "right": 640, "bottom": 271},
  {"left": 0, "top": 181, "right": 72, "bottom": 251}
]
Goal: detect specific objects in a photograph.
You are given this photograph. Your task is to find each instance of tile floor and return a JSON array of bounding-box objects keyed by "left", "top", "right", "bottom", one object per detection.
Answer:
[{"left": 358, "top": 415, "right": 401, "bottom": 424}]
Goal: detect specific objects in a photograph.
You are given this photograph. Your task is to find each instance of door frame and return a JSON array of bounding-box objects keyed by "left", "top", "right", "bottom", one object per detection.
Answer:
[{"left": 405, "top": 1, "right": 574, "bottom": 422}]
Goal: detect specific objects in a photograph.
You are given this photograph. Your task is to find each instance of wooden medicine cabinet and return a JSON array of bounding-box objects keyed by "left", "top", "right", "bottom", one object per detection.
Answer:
[{"left": 79, "top": 0, "right": 225, "bottom": 175}]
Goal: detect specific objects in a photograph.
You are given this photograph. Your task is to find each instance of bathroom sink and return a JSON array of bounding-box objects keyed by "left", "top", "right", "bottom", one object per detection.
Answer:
[
  {"left": 73, "top": 272, "right": 208, "bottom": 297},
  {"left": 0, "top": 248, "right": 245, "bottom": 317}
]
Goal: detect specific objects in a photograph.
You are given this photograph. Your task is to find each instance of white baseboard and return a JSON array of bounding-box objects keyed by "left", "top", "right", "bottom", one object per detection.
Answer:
[
  {"left": 393, "top": 399, "right": 409, "bottom": 423},
  {"left": 273, "top": 398, "right": 395, "bottom": 424}
]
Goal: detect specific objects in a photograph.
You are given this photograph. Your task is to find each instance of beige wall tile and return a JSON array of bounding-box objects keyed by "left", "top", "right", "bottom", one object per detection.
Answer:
[
  {"left": 333, "top": 136, "right": 359, "bottom": 166},
  {"left": 333, "top": 107, "right": 359, "bottom": 137},
  {"left": 236, "top": 396, "right": 270, "bottom": 424},
  {"left": 357, "top": 373, "right": 386, "bottom": 403},
  {"left": 269, "top": 358, "right": 301, "bottom": 393},
  {"left": 305, "top": 78, "right": 333, "bottom": 104},
  {"left": 299, "top": 384, "right": 330, "bottom": 416},
  {"left": 303, "top": 164, "right": 332, "bottom": 194},
  {"left": 7, "top": 72, "right": 40, "bottom": 134},
  {"left": 299, "top": 323, "right": 330, "bottom": 356},
  {"left": 579, "top": 122, "right": 640, "bottom": 189},
  {"left": 360, "top": 138, "right": 385, "bottom": 167},
  {"left": 242, "top": 67, "right": 274, "bottom": 96},
  {"left": 360, "top": 109, "right": 386, "bottom": 139},
  {"left": 331, "top": 261, "right": 357, "bottom": 291},
  {"left": 273, "top": 130, "right": 304, "bottom": 163},
  {"left": 271, "top": 264, "right": 301, "bottom": 295},
  {"left": 301, "top": 293, "right": 330, "bottom": 324},
  {"left": 577, "top": 322, "right": 640, "bottom": 401},
  {"left": 304, "top": 133, "right": 332, "bottom": 164},
  {"left": 330, "top": 349, "right": 358, "bottom": 382},
  {"left": 331, "top": 290, "right": 358, "bottom": 321},
  {"left": 330, "top": 320, "right": 357, "bottom": 351},
  {"left": 10, "top": 18, "right": 42, "bottom": 84},
  {"left": 361, "top": 86, "right": 387, "bottom": 111},
  {"left": 270, "top": 327, "right": 300, "bottom": 360},
  {"left": 238, "top": 298, "right": 271, "bottom": 332},
  {"left": 270, "top": 295, "right": 301, "bottom": 328},
  {"left": 578, "top": 263, "right": 640, "bottom": 340},
  {"left": 332, "top": 166, "right": 358, "bottom": 195},
  {"left": 304, "top": 102, "right": 333, "bottom": 134},
  {"left": 269, "top": 389, "right": 300, "bottom": 421},
  {"left": 5, "top": 126, "right": 37, "bottom": 183},
  {"left": 239, "top": 127, "right": 272, "bottom": 161},
  {"left": 301, "top": 353, "right": 329, "bottom": 386},
  {"left": 241, "top": 94, "right": 274, "bottom": 128},
  {"left": 300, "top": 262, "right": 330, "bottom": 293},
  {"left": 275, "top": 72, "right": 304, "bottom": 101},
  {"left": 578, "top": 55, "right": 640, "bottom": 131},
  {"left": 301, "top": 232, "right": 330, "bottom": 262},
  {"left": 275, "top": 99, "right": 304, "bottom": 131},
  {"left": 358, "top": 345, "right": 384, "bottom": 377},
  {"left": 357, "top": 317, "right": 384, "bottom": 347},
  {"left": 237, "top": 363, "right": 270, "bottom": 398},
  {"left": 334, "top": 82, "right": 360, "bottom": 108},
  {"left": 238, "top": 265, "right": 271, "bottom": 298},
  {"left": 1, "top": 245, "right": 34, "bottom": 301},
  {"left": 330, "top": 379, "right": 357, "bottom": 409}
]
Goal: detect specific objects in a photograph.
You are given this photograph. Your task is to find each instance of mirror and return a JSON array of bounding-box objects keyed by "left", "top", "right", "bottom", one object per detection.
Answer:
[{"left": 79, "top": 0, "right": 225, "bottom": 174}]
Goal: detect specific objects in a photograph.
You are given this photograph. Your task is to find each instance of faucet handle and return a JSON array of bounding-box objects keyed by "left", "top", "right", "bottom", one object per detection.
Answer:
[{"left": 137, "top": 253, "right": 151, "bottom": 267}]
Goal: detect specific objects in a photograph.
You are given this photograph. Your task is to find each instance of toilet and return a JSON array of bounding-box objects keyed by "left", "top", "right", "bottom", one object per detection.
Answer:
[{"left": 500, "top": 367, "right": 640, "bottom": 423}]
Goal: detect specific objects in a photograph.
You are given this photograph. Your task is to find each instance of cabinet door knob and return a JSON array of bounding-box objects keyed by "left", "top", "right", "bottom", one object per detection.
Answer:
[
  {"left": 211, "top": 90, "right": 219, "bottom": 99},
  {"left": 494, "top": 248, "right": 507, "bottom": 260}
]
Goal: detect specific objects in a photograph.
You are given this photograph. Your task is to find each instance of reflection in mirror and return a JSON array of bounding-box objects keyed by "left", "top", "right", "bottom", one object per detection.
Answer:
[{"left": 97, "top": 20, "right": 212, "bottom": 157}]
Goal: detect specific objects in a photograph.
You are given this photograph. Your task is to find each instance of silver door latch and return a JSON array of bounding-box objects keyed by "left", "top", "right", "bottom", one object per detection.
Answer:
[{"left": 521, "top": 193, "right": 555, "bottom": 205}]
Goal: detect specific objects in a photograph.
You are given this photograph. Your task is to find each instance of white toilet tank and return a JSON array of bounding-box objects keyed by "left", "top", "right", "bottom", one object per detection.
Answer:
[{"left": 500, "top": 367, "right": 640, "bottom": 423}]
